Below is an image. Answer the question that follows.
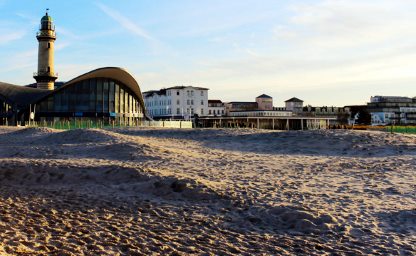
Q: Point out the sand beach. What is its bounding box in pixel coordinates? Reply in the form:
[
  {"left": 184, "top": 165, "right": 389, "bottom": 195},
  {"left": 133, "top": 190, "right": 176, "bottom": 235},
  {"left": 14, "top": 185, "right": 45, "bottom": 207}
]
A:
[{"left": 0, "top": 127, "right": 415, "bottom": 255}]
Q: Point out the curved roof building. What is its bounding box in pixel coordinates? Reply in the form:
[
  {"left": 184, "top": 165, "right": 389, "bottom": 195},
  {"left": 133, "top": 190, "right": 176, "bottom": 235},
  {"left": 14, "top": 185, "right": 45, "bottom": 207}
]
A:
[
  {"left": 0, "top": 12, "right": 147, "bottom": 126},
  {"left": 1, "top": 67, "right": 147, "bottom": 126}
]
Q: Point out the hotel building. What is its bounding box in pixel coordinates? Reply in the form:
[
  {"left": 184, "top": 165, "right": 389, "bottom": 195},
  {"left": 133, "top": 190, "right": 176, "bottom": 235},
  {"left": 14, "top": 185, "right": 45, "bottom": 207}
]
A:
[{"left": 143, "top": 86, "right": 209, "bottom": 120}]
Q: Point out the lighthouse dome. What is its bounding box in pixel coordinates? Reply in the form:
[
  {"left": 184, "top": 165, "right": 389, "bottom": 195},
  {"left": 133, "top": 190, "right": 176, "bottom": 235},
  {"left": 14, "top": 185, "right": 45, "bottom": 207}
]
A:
[
  {"left": 41, "top": 13, "right": 52, "bottom": 22},
  {"left": 40, "top": 11, "right": 54, "bottom": 31}
]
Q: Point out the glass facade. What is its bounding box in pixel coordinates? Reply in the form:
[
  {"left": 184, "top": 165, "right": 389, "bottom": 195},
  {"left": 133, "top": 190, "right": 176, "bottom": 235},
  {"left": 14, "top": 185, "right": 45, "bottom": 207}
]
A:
[
  {"left": 0, "top": 99, "right": 12, "bottom": 125},
  {"left": 34, "top": 78, "right": 144, "bottom": 125}
]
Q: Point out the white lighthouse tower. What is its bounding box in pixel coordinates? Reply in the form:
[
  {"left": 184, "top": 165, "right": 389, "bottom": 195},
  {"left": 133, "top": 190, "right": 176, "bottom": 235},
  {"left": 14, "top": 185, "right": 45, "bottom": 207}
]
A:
[{"left": 34, "top": 9, "right": 57, "bottom": 90}]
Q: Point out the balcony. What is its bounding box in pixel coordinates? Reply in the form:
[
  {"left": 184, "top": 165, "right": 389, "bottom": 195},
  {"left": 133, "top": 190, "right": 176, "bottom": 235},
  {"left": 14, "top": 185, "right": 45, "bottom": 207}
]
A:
[
  {"left": 36, "top": 30, "right": 56, "bottom": 39},
  {"left": 33, "top": 71, "right": 58, "bottom": 78}
]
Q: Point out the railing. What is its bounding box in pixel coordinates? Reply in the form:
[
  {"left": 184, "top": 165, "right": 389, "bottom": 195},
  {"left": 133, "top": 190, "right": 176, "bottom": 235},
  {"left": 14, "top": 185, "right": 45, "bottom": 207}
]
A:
[
  {"left": 36, "top": 30, "right": 56, "bottom": 38},
  {"left": 33, "top": 71, "right": 58, "bottom": 77},
  {"left": 24, "top": 120, "right": 193, "bottom": 130}
]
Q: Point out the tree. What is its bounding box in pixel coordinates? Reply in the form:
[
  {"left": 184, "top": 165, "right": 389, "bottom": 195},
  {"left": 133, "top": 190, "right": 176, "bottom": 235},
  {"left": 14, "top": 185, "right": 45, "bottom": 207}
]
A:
[{"left": 356, "top": 109, "right": 371, "bottom": 125}]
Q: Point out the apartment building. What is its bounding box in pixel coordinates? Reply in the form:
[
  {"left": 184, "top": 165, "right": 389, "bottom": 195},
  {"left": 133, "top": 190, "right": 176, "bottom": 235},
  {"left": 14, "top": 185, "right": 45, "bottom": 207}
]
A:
[{"left": 367, "top": 96, "right": 416, "bottom": 125}]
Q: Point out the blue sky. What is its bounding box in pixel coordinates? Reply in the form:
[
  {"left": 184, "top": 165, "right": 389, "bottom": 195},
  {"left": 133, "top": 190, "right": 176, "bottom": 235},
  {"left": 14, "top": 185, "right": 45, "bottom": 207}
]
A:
[{"left": 0, "top": 0, "right": 415, "bottom": 106}]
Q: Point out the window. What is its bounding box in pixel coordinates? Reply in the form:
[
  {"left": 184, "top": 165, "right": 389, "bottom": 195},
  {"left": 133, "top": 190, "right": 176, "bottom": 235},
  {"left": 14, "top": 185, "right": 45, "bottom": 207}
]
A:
[
  {"left": 90, "top": 79, "right": 96, "bottom": 112},
  {"left": 191, "top": 100, "right": 194, "bottom": 105},
  {"left": 201, "top": 91, "right": 204, "bottom": 96},
  {"left": 201, "top": 100, "right": 204, "bottom": 105},
  {"left": 119, "top": 88, "right": 124, "bottom": 113},
  {"left": 60, "top": 90, "right": 69, "bottom": 112},
  {"left": 103, "top": 80, "right": 109, "bottom": 112},
  {"left": 201, "top": 109, "right": 204, "bottom": 115},
  {"left": 54, "top": 93, "right": 62, "bottom": 112},
  {"left": 187, "top": 99, "right": 190, "bottom": 105},
  {"left": 177, "top": 91, "right": 180, "bottom": 95},
  {"left": 48, "top": 43, "right": 50, "bottom": 49},
  {"left": 129, "top": 94, "right": 133, "bottom": 113},
  {"left": 125, "top": 91, "right": 129, "bottom": 113},
  {"left": 177, "top": 99, "right": 180, "bottom": 105},
  {"left": 79, "top": 80, "right": 89, "bottom": 112},
  {"left": 96, "top": 79, "right": 103, "bottom": 112},
  {"left": 191, "top": 91, "right": 194, "bottom": 96},
  {"left": 109, "top": 81, "right": 115, "bottom": 113},
  {"left": 209, "top": 110, "right": 211, "bottom": 115},
  {"left": 47, "top": 97, "right": 53, "bottom": 111},
  {"left": 187, "top": 90, "right": 190, "bottom": 97},
  {"left": 177, "top": 108, "right": 180, "bottom": 114}
]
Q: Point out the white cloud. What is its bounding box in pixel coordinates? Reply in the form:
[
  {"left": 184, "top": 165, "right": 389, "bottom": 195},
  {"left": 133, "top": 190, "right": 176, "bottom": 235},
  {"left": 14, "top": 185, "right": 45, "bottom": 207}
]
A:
[
  {"left": 2, "top": 48, "right": 37, "bottom": 72},
  {"left": 15, "top": 12, "right": 38, "bottom": 26},
  {"left": 56, "top": 26, "right": 81, "bottom": 40},
  {"left": 276, "top": 0, "right": 416, "bottom": 49},
  {"left": 95, "top": 2, "right": 155, "bottom": 42},
  {"left": 55, "top": 63, "right": 100, "bottom": 82},
  {"left": 0, "top": 30, "right": 25, "bottom": 45}
]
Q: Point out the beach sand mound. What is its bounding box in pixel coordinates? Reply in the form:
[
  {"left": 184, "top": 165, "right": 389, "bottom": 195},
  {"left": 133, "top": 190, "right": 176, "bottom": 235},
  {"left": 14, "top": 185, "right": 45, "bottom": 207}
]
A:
[
  {"left": 0, "top": 127, "right": 415, "bottom": 255},
  {"left": 113, "top": 127, "right": 272, "bottom": 141},
  {"left": 42, "top": 128, "right": 119, "bottom": 144},
  {"left": 0, "top": 165, "right": 148, "bottom": 186},
  {"left": 6, "top": 127, "right": 56, "bottom": 137},
  {"left": 48, "top": 141, "right": 156, "bottom": 161},
  {"left": 113, "top": 128, "right": 416, "bottom": 156},
  {"left": 196, "top": 129, "right": 416, "bottom": 156},
  {"left": 0, "top": 164, "right": 224, "bottom": 203}
]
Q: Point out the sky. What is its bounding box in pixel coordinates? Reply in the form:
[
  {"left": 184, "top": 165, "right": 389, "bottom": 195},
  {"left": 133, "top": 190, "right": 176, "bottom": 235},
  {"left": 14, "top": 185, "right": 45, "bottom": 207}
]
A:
[{"left": 0, "top": 0, "right": 415, "bottom": 106}]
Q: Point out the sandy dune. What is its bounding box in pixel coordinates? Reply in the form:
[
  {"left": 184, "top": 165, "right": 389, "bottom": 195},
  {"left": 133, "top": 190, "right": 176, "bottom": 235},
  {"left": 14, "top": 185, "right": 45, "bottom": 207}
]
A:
[{"left": 0, "top": 127, "right": 415, "bottom": 255}]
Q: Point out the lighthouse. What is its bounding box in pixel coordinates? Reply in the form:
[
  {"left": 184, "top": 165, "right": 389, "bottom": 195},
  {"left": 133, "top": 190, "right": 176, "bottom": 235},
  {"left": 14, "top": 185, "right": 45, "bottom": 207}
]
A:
[{"left": 34, "top": 9, "right": 57, "bottom": 90}]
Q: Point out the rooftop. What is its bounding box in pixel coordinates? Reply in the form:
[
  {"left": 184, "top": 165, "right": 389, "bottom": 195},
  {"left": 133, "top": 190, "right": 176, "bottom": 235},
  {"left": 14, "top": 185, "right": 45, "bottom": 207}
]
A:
[
  {"left": 226, "top": 101, "right": 257, "bottom": 104},
  {"left": 41, "top": 12, "right": 53, "bottom": 22},
  {"left": 256, "top": 94, "right": 272, "bottom": 99},
  {"left": 370, "top": 96, "right": 414, "bottom": 103},
  {"left": 166, "top": 85, "right": 209, "bottom": 90},
  {"left": 0, "top": 82, "right": 50, "bottom": 107},
  {"left": 285, "top": 97, "right": 304, "bottom": 103},
  {"left": 142, "top": 85, "right": 209, "bottom": 96}
]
